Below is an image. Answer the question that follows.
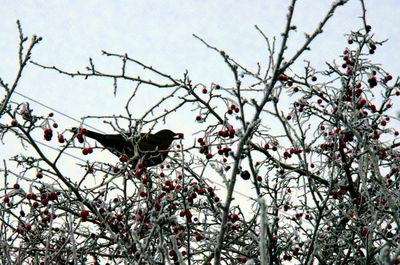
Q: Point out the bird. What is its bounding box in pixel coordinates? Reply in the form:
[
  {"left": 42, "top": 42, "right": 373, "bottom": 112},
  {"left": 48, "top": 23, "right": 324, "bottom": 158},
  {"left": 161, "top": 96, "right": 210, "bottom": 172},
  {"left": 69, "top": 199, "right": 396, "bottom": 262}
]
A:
[{"left": 72, "top": 128, "right": 181, "bottom": 168}]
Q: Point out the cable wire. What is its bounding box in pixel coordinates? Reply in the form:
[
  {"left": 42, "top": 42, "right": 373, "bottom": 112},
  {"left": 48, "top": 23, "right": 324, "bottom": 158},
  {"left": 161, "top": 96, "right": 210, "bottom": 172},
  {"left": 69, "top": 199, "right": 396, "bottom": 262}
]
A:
[{"left": 14, "top": 91, "right": 105, "bottom": 134}]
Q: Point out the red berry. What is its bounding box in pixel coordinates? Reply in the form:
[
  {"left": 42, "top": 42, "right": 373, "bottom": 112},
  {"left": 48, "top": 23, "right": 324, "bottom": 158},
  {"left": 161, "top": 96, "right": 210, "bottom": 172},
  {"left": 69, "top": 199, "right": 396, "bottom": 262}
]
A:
[
  {"left": 80, "top": 210, "right": 90, "bottom": 221},
  {"left": 202, "top": 88, "right": 208, "bottom": 94},
  {"left": 361, "top": 228, "right": 368, "bottom": 237},
  {"left": 119, "top": 156, "right": 128, "bottom": 162},
  {"left": 44, "top": 128, "right": 53, "bottom": 141},
  {"left": 36, "top": 172, "right": 43, "bottom": 179},
  {"left": 347, "top": 68, "right": 353, "bottom": 75},
  {"left": 41, "top": 198, "right": 49, "bottom": 206},
  {"left": 311, "top": 76, "right": 317, "bottom": 81},
  {"left": 82, "top": 148, "right": 89, "bottom": 155},
  {"left": 283, "top": 254, "right": 292, "bottom": 261},
  {"left": 240, "top": 170, "right": 250, "bottom": 180},
  {"left": 196, "top": 115, "right": 202, "bottom": 121},
  {"left": 52, "top": 123, "right": 58, "bottom": 128},
  {"left": 293, "top": 248, "right": 300, "bottom": 255},
  {"left": 141, "top": 177, "right": 149, "bottom": 184},
  {"left": 58, "top": 135, "right": 65, "bottom": 143},
  {"left": 48, "top": 192, "right": 57, "bottom": 200},
  {"left": 206, "top": 153, "right": 213, "bottom": 159},
  {"left": 348, "top": 39, "right": 353, "bottom": 44},
  {"left": 11, "top": 120, "right": 18, "bottom": 126},
  {"left": 368, "top": 77, "right": 377, "bottom": 88},
  {"left": 278, "top": 74, "right": 288, "bottom": 81},
  {"left": 227, "top": 109, "right": 233, "bottom": 115},
  {"left": 13, "top": 184, "right": 20, "bottom": 189},
  {"left": 80, "top": 128, "right": 88, "bottom": 134},
  {"left": 164, "top": 180, "right": 172, "bottom": 186},
  {"left": 44, "top": 128, "right": 52, "bottom": 135}
]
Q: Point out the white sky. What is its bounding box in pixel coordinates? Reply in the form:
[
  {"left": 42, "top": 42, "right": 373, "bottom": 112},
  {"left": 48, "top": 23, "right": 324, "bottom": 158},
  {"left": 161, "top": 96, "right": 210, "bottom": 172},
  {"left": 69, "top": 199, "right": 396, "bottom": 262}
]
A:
[
  {"left": 1, "top": 1, "right": 400, "bottom": 205},
  {"left": 1, "top": 1, "right": 399, "bottom": 125}
]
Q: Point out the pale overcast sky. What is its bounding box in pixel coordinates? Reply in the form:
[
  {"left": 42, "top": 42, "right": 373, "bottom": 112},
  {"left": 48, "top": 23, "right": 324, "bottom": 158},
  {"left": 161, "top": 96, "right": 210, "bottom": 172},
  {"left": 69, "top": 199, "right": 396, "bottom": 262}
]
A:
[
  {"left": 1, "top": 1, "right": 400, "bottom": 201},
  {"left": 1, "top": 1, "right": 399, "bottom": 124}
]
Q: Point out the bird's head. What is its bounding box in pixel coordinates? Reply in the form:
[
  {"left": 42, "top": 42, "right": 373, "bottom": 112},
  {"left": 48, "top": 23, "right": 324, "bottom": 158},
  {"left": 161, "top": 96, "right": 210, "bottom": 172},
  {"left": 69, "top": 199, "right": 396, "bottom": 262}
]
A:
[{"left": 155, "top": 129, "right": 183, "bottom": 140}]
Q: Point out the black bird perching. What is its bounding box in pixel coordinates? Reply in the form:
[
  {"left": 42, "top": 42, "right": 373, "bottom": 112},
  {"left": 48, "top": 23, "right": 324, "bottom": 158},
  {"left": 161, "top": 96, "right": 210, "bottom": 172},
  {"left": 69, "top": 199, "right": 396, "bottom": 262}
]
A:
[{"left": 72, "top": 128, "right": 182, "bottom": 168}]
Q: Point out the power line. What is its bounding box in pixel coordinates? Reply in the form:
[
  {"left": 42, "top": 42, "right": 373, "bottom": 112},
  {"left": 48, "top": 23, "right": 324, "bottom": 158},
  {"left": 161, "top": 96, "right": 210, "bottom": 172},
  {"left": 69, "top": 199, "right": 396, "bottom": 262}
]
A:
[
  {"left": 14, "top": 91, "right": 105, "bottom": 134},
  {"left": 12, "top": 91, "right": 254, "bottom": 200},
  {"left": 33, "top": 139, "right": 87, "bottom": 163}
]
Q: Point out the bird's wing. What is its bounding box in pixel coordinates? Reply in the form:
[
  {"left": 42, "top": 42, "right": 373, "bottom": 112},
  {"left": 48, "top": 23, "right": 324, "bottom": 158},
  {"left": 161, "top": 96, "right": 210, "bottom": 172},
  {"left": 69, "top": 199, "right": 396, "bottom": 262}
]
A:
[{"left": 138, "top": 140, "right": 160, "bottom": 152}]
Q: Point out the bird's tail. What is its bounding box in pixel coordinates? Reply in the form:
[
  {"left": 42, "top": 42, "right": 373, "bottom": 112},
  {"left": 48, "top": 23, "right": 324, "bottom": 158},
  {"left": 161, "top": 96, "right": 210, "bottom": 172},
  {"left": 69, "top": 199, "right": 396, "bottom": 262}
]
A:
[
  {"left": 70, "top": 127, "right": 102, "bottom": 139},
  {"left": 70, "top": 127, "right": 80, "bottom": 134},
  {"left": 84, "top": 130, "right": 104, "bottom": 140}
]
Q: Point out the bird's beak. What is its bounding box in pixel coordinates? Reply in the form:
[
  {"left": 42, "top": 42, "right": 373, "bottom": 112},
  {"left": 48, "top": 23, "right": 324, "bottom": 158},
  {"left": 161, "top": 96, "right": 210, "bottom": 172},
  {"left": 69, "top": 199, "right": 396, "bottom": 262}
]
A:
[{"left": 174, "top": 133, "right": 184, "bottom": 139}]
